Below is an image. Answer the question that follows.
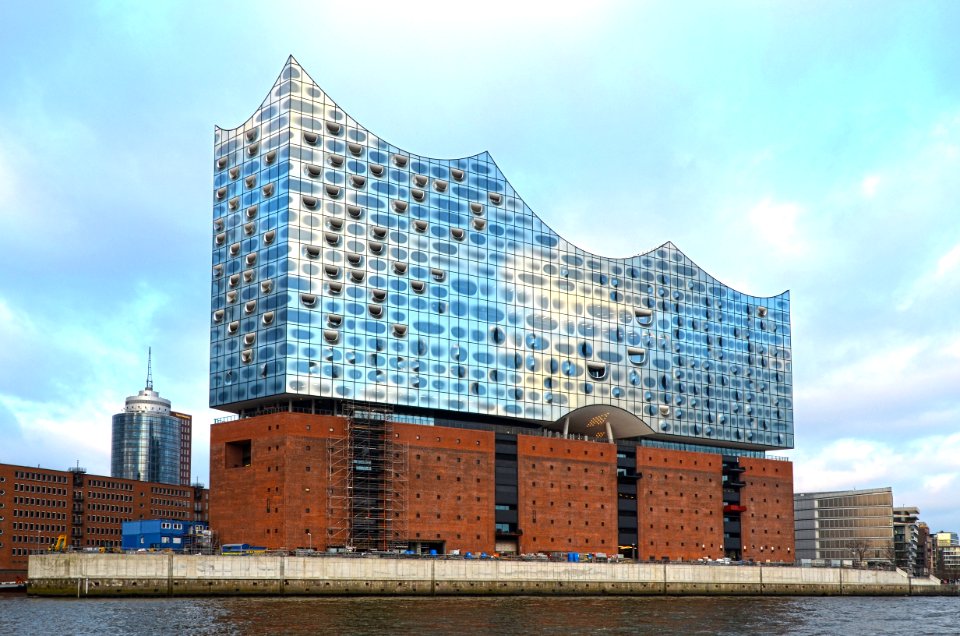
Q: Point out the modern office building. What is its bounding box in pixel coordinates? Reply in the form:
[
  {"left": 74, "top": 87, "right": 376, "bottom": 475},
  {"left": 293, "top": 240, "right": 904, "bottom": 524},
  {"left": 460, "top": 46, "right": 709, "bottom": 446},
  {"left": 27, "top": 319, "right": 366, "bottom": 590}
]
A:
[
  {"left": 0, "top": 462, "right": 209, "bottom": 578},
  {"left": 892, "top": 506, "right": 920, "bottom": 575},
  {"left": 111, "top": 351, "right": 192, "bottom": 485},
  {"left": 794, "top": 487, "right": 894, "bottom": 564},
  {"left": 209, "top": 57, "right": 795, "bottom": 560}
]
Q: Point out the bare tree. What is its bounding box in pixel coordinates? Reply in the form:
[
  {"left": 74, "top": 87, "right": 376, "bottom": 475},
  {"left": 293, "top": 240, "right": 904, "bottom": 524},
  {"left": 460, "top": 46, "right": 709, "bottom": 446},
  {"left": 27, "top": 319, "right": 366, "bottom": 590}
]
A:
[{"left": 850, "top": 540, "right": 870, "bottom": 567}]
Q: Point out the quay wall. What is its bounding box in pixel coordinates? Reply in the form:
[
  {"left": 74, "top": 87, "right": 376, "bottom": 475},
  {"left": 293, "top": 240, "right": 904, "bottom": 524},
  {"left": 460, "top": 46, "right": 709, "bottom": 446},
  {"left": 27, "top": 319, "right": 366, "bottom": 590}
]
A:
[{"left": 27, "top": 554, "right": 955, "bottom": 597}]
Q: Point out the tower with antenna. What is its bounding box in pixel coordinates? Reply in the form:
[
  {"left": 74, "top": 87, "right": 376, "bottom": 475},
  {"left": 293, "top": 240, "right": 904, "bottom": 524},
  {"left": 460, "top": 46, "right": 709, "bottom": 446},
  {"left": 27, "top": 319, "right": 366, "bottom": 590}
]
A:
[{"left": 110, "top": 349, "right": 192, "bottom": 485}]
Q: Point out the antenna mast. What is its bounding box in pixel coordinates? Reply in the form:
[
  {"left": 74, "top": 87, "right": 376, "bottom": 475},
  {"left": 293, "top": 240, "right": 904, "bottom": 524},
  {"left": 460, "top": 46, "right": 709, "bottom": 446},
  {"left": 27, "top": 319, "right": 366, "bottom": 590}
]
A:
[{"left": 146, "top": 347, "right": 154, "bottom": 390}]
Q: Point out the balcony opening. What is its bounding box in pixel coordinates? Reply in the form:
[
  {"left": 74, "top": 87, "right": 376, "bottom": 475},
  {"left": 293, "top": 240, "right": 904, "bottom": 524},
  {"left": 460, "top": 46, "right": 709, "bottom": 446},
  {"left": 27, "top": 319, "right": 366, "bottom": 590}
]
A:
[{"left": 225, "top": 440, "right": 252, "bottom": 468}]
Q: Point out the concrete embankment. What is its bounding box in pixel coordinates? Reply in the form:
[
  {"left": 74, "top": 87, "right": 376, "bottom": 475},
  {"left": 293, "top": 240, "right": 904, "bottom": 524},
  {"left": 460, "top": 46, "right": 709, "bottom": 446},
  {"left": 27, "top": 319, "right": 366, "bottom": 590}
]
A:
[{"left": 28, "top": 554, "right": 956, "bottom": 597}]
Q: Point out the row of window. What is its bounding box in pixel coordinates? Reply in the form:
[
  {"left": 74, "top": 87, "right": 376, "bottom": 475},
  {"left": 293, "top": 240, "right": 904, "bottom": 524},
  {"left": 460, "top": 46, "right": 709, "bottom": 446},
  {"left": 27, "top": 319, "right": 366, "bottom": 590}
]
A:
[{"left": 11, "top": 471, "right": 68, "bottom": 483}]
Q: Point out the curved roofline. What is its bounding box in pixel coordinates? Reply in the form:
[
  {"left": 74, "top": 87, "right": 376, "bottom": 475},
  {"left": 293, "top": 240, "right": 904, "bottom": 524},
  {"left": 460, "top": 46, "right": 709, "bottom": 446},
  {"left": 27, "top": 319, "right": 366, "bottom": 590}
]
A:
[{"left": 218, "top": 56, "right": 789, "bottom": 301}]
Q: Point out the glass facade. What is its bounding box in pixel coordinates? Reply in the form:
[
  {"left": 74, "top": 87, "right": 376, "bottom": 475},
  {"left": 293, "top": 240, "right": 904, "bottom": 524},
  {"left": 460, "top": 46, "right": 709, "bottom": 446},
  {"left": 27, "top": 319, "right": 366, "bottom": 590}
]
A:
[
  {"left": 210, "top": 57, "right": 793, "bottom": 452},
  {"left": 111, "top": 412, "right": 182, "bottom": 485}
]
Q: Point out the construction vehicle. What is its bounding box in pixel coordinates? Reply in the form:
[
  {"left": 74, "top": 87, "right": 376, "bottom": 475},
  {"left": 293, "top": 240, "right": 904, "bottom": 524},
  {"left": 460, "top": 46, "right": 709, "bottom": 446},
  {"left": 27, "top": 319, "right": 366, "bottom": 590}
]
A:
[{"left": 48, "top": 535, "right": 67, "bottom": 553}]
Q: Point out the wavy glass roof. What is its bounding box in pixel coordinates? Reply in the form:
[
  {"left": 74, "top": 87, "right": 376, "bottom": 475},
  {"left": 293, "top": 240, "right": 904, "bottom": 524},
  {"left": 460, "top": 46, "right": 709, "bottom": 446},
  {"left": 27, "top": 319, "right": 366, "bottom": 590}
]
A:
[{"left": 210, "top": 57, "right": 793, "bottom": 451}]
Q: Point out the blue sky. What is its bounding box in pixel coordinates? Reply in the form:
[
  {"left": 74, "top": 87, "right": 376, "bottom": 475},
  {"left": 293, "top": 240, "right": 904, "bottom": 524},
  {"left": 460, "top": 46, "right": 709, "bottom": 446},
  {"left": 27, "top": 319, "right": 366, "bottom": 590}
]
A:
[{"left": 1, "top": 1, "right": 958, "bottom": 532}]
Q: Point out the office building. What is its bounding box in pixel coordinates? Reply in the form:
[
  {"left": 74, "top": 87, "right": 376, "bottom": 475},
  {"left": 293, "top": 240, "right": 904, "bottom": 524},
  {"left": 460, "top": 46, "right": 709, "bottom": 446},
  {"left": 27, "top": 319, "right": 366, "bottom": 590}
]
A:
[
  {"left": 0, "top": 462, "right": 208, "bottom": 578},
  {"left": 111, "top": 351, "right": 192, "bottom": 485},
  {"left": 892, "top": 506, "right": 920, "bottom": 575},
  {"left": 794, "top": 487, "right": 894, "bottom": 564},
  {"left": 209, "top": 57, "right": 795, "bottom": 559}
]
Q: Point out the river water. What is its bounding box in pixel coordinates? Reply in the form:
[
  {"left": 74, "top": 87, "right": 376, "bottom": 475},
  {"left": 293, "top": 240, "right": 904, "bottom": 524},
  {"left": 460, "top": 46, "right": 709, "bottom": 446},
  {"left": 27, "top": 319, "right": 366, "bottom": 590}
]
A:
[{"left": 2, "top": 594, "right": 958, "bottom": 635}]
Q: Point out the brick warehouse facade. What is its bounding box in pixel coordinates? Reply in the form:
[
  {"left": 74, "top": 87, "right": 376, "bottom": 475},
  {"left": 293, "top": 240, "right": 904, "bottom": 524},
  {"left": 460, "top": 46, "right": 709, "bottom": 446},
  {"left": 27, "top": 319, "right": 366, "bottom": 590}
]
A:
[
  {"left": 0, "top": 463, "right": 208, "bottom": 578},
  {"left": 210, "top": 413, "right": 793, "bottom": 560}
]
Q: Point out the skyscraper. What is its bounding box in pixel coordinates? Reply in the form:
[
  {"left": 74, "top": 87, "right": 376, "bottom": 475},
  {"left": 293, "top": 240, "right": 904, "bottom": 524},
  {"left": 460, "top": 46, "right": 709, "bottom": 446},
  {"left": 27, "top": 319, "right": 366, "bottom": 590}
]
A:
[
  {"left": 111, "top": 351, "right": 191, "bottom": 485},
  {"left": 209, "top": 58, "right": 795, "bottom": 558}
]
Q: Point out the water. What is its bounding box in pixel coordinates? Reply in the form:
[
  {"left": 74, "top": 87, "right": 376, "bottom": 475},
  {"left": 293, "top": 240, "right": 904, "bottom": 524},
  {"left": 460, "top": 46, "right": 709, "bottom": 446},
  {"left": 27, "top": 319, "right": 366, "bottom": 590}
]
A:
[{"left": 2, "top": 594, "right": 958, "bottom": 635}]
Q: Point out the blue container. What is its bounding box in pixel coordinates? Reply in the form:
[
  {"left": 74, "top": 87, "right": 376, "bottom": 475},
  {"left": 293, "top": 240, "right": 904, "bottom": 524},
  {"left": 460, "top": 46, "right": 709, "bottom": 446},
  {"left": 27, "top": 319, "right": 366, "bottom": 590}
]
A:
[{"left": 429, "top": 549, "right": 438, "bottom": 556}]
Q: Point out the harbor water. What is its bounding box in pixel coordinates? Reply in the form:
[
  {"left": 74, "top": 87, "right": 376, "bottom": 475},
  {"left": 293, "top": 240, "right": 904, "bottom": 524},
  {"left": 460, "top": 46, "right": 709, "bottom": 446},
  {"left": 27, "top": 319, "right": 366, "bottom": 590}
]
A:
[{"left": 2, "top": 594, "right": 958, "bottom": 635}]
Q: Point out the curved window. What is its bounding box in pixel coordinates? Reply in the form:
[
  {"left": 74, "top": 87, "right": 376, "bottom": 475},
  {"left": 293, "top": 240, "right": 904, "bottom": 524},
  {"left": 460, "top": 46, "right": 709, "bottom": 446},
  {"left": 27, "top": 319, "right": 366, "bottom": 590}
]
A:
[
  {"left": 627, "top": 347, "right": 647, "bottom": 365},
  {"left": 635, "top": 307, "right": 654, "bottom": 326},
  {"left": 587, "top": 363, "right": 607, "bottom": 380}
]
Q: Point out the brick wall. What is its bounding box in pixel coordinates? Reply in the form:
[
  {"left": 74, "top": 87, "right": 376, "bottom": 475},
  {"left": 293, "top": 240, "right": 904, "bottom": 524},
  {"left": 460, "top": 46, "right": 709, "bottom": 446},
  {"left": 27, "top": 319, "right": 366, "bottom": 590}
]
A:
[
  {"left": 516, "top": 435, "right": 617, "bottom": 554},
  {"left": 210, "top": 412, "right": 344, "bottom": 549},
  {"left": 396, "top": 424, "right": 495, "bottom": 553},
  {"left": 739, "top": 457, "right": 795, "bottom": 562},
  {"left": 636, "top": 448, "right": 724, "bottom": 562}
]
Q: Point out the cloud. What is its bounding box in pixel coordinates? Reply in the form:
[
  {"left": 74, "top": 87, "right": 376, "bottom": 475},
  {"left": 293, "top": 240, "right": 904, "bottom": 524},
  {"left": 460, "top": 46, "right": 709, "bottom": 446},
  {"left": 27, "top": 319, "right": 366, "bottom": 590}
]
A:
[
  {"left": 896, "top": 239, "right": 960, "bottom": 311},
  {"left": 861, "top": 174, "right": 881, "bottom": 198},
  {"left": 746, "top": 198, "right": 808, "bottom": 257},
  {"left": 791, "top": 433, "right": 960, "bottom": 527},
  {"left": 0, "top": 283, "right": 172, "bottom": 473}
]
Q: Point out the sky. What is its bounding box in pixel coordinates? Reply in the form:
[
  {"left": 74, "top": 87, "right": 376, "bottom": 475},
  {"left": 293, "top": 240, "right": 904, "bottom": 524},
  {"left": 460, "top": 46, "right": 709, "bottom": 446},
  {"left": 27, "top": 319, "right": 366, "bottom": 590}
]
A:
[{"left": 1, "top": 1, "right": 958, "bottom": 531}]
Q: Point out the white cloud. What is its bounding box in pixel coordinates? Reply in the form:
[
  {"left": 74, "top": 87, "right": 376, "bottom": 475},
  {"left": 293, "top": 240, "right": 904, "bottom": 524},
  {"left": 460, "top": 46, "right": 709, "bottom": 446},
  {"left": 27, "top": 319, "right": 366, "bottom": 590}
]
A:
[
  {"left": 0, "top": 284, "right": 172, "bottom": 471},
  {"left": 897, "top": 239, "right": 960, "bottom": 311},
  {"left": 791, "top": 433, "right": 960, "bottom": 529},
  {"left": 861, "top": 174, "right": 881, "bottom": 198},
  {"left": 934, "top": 242, "right": 960, "bottom": 280},
  {"left": 746, "top": 198, "right": 807, "bottom": 257}
]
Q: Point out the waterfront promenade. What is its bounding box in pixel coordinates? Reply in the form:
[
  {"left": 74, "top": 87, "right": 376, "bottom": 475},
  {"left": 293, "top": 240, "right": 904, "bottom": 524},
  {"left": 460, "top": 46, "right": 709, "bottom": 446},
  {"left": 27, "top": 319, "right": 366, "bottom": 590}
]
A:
[{"left": 28, "top": 554, "right": 956, "bottom": 597}]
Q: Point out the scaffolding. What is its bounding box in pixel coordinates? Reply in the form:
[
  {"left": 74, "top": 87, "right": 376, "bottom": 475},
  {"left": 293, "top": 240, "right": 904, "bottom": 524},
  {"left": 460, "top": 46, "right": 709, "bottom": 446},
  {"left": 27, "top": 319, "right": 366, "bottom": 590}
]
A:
[{"left": 327, "top": 402, "right": 407, "bottom": 551}]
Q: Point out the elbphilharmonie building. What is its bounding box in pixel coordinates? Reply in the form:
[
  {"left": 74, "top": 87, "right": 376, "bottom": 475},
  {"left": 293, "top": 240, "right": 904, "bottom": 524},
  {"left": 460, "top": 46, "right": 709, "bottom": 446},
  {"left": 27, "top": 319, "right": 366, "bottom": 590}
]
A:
[{"left": 209, "top": 58, "right": 795, "bottom": 560}]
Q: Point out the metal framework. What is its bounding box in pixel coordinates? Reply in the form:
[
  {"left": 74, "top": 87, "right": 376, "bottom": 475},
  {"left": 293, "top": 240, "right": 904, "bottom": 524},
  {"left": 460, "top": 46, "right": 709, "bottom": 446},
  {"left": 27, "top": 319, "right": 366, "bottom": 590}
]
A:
[{"left": 327, "top": 402, "right": 407, "bottom": 551}]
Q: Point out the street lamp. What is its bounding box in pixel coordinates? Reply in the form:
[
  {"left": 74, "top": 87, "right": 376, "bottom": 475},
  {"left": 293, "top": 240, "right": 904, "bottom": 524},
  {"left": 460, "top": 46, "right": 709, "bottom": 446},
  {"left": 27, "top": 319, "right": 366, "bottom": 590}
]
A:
[{"left": 308, "top": 532, "right": 312, "bottom": 550}]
